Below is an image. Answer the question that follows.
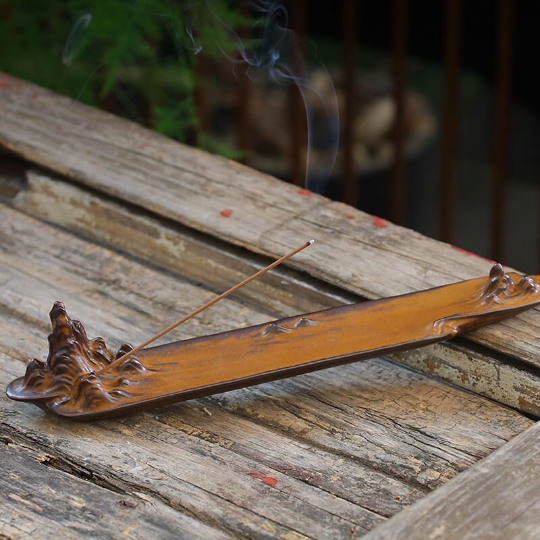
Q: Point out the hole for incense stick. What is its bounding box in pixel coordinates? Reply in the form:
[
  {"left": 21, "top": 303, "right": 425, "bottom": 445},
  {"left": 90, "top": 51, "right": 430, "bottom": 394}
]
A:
[{"left": 95, "top": 239, "right": 315, "bottom": 376}]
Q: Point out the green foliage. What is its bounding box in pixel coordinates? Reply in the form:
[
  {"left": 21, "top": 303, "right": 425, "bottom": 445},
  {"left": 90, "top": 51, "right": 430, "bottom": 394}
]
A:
[{"left": 0, "top": 0, "right": 246, "bottom": 152}]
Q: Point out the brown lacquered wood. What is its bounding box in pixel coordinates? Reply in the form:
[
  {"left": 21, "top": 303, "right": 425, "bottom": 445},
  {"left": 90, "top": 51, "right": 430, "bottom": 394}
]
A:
[{"left": 6, "top": 263, "right": 540, "bottom": 420}]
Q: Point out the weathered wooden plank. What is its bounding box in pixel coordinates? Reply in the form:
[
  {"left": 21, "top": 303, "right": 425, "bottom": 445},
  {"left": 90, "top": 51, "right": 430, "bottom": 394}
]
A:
[
  {"left": 204, "top": 362, "right": 530, "bottom": 489},
  {"left": 0, "top": 352, "right": 385, "bottom": 540},
  {"left": 0, "top": 202, "right": 528, "bottom": 482},
  {"left": 0, "top": 201, "right": 272, "bottom": 345},
  {"left": 8, "top": 170, "right": 540, "bottom": 416},
  {"left": 364, "top": 420, "right": 540, "bottom": 540},
  {"left": 13, "top": 169, "right": 354, "bottom": 317},
  {"left": 390, "top": 341, "right": 540, "bottom": 417},
  {"left": 0, "top": 204, "right": 402, "bottom": 536},
  {"left": 1, "top": 72, "right": 539, "bottom": 371},
  {"left": 0, "top": 202, "right": 534, "bottom": 538},
  {"left": 0, "top": 441, "right": 229, "bottom": 540}
]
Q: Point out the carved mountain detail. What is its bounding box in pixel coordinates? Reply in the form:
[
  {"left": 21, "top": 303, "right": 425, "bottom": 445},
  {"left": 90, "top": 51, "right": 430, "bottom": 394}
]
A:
[
  {"left": 262, "top": 318, "right": 316, "bottom": 336},
  {"left": 294, "top": 318, "right": 316, "bottom": 328},
  {"left": 262, "top": 323, "right": 291, "bottom": 336},
  {"left": 7, "top": 302, "right": 147, "bottom": 414},
  {"left": 481, "top": 263, "right": 539, "bottom": 304},
  {"left": 433, "top": 264, "right": 540, "bottom": 336}
]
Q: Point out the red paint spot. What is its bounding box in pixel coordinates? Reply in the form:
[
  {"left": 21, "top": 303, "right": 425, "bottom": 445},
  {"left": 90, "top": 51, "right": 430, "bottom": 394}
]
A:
[
  {"left": 451, "top": 245, "right": 495, "bottom": 263},
  {"left": 0, "top": 81, "right": 7, "bottom": 88},
  {"left": 372, "top": 216, "right": 388, "bottom": 228},
  {"left": 298, "top": 189, "right": 313, "bottom": 197},
  {"left": 31, "top": 93, "right": 38, "bottom": 99},
  {"left": 220, "top": 209, "right": 233, "bottom": 218},
  {"left": 246, "top": 472, "right": 278, "bottom": 486},
  {"left": 347, "top": 214, "right": 355, "bottom": 220}
]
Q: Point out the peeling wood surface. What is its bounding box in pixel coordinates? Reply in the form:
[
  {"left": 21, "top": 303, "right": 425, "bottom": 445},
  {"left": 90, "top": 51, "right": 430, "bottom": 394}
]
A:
[
  {"left": 9, "top": 169, "right": 540, "bottom": 417},
  {"left": 1, "top": 72, "right": 540, "bottom": 372},
  {"left": 364, "top": 421, "right": 540, "bottom": 540},
  {"left": 0, "top": 202, "right": 533, "bottom": 539}
]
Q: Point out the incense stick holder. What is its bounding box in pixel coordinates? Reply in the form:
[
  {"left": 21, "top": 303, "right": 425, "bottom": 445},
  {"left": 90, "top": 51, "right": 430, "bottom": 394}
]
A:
[{"left": 6, "top": 264, "right": 540, "bottom": 420}]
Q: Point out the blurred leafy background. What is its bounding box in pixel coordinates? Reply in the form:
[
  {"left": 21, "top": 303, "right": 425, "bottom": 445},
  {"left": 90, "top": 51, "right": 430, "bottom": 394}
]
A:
[{"left": 0, "top": 0, "right": 246, "bottom": 154}]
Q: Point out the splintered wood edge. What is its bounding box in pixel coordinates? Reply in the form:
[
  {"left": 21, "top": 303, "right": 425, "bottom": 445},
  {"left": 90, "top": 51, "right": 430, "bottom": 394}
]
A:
[{"left": 9, "top": 169, "right": 540, "bottom": 417}]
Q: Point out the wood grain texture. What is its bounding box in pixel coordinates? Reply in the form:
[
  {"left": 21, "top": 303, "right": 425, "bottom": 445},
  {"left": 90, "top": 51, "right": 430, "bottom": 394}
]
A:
[
  {"left": 390, "top": 340, "right": 540, "bottom": 417},
  {"left": 364, "top": 420, "right": 540, "bottom": 540},
  {"left": 16, "top": 169, "right": 353, "bottom": 317},
  {"left": 1, "top": 352, "right": 385, "bottom": 539},
  {"left": 8, "top": 170, "right": 540, "bottom": 416},
  {"left": 1, "top": 73, "right": 540, "bottom": 371},
  {"left": 0, "top": 441, "right": 228, "bottom": 540},
  {"left": 0, "top": 202, "right": 533, "bottom": 538}
]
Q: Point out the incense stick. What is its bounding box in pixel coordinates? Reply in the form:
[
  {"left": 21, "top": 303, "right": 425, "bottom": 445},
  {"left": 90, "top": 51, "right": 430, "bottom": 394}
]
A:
[{"left": 95, "top": 240, "right": 314, "bottom": 376}]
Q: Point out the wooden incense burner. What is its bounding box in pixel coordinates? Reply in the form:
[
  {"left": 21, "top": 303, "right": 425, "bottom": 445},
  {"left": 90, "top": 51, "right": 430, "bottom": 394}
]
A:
[{"left": 6, "top": 263, "right": 540, "bottom": 420}]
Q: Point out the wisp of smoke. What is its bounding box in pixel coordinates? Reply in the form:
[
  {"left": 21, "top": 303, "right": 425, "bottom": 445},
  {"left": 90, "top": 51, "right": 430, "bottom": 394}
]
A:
[
  {"left": 62, "top": 13, "right": 92, "bottom": 66},
  {"left": 191, "top": 0, "right": 340, "bottom": 193},
  {"left": 61, "top": 1, "right": 340, "bottom": 194},
  {"left": 185, "top": 24, "right": 203, "bottom": 55}
]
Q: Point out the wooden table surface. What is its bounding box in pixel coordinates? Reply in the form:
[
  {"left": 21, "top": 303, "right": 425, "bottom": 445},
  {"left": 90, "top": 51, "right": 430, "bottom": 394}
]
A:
[{"left": 1, "top": 72, "right": 540, "bottom": 539}]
